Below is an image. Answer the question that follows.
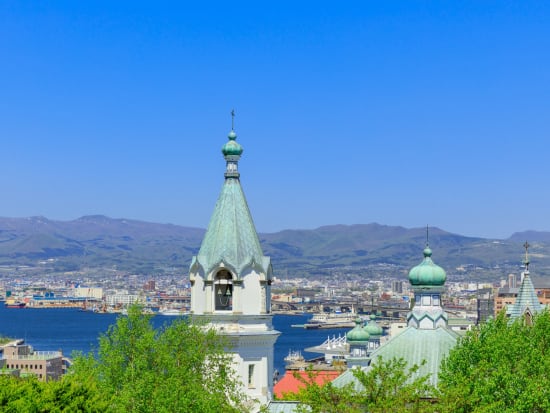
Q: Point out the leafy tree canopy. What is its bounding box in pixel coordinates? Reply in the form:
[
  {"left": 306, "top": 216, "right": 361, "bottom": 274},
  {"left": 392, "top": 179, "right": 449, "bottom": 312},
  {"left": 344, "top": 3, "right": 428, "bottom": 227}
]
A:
[
  {"left": 0, "top": 374, "right": 109, "bottom": 412},
  {"left": 69, "top": 304, "right": 249, "bottom": 412},
  {"left": 439, "top": 310, "right": 550, "bottom": 413}
]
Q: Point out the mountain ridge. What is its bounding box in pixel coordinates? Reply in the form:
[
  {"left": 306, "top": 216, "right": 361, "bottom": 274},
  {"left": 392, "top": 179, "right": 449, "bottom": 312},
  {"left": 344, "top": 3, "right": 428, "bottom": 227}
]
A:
[{"left": 0, "top": 215, "right": 548, "bottom": 277}]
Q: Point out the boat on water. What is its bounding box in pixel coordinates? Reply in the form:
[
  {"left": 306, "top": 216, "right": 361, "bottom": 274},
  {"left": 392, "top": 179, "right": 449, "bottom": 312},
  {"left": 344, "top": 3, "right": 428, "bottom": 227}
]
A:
[
  {"left": 5, "top": 299, "right": 27, "bottom": 309},
  {"left": 158, "top": 308, "right": 188, "bottom": 316},
  {"left": 284, "top": 350, "right": 305, "bottom": 368},
  {"left": 302, "top": 309, "right": 357, "bottom": 329}
]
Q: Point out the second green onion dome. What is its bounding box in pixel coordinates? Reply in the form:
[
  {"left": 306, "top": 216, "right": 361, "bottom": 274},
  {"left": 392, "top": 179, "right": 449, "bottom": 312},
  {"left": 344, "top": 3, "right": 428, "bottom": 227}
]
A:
[
  {"left": 364, "top": 314, "right": 383, "bottom": 337},
  {"left": 408, "top": 246, "right": 446, "bottom": 286},
  {"left": 222, "top": 130, "right": 243, "bottom": 156},
  {"left": 346, "top": 318, "right": 370, "bottom": 342}
]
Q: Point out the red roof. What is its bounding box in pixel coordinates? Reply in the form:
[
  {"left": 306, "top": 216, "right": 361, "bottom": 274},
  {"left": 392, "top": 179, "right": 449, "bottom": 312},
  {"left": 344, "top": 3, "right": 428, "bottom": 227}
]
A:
[{"left": 274, "top": 370, "right": 341, "bottom": 398}]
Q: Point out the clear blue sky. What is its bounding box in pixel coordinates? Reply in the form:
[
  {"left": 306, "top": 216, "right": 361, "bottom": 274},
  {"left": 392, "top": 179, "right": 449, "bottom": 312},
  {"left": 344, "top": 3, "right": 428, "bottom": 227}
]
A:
[{"left": 1, "top": 1, "right": 549, "bottom": 239}]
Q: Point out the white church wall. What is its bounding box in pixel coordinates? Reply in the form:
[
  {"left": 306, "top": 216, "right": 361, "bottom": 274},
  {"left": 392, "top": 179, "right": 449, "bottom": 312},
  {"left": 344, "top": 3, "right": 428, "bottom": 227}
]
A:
[{"left": 242, "top": 271, "right": 262, "bottom": 314}]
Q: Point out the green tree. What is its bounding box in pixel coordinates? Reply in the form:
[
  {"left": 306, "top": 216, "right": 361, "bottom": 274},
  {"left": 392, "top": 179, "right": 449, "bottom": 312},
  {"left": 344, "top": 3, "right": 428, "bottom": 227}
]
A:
[
  {"left": 439, "top": 310, "right": 550, "bottom": 413},
  {"left": 70, "top": 305, "right": 249, "bottom": 412},
  {"left": 285, "top": 357, "right": 435, "bottom": 413},
  {"left": 0, "top": 374, "right": 108, "bottom": 412}
]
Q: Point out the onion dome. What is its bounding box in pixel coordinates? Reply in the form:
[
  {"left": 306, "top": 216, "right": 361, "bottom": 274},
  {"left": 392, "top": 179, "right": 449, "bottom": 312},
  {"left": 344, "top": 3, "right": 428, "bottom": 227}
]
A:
[
  {"left": 222, "top": 130, "right": 243, "bottom": 156},
  {"left": 408, "top": 246, "right": 446, "bottom": 286},
  {"left": 364, "top": 314, "right": 383, "bottom": 337},
  {"left": 346, "top": 318, "right": 370, "bottom": 343}
]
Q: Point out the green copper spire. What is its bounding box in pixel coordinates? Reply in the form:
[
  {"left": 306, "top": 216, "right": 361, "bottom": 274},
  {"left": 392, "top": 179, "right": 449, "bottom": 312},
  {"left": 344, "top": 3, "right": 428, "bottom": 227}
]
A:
[
  {"left": 506, "top": 241, "right": 543, "bottom": 320},
  {"left": 195, "top": 117, "right": 268, "bottom": 276}
]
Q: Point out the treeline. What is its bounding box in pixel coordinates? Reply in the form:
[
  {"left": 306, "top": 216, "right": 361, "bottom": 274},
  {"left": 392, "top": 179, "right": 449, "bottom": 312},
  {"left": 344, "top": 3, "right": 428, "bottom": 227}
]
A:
[{"left": 2, "top": 309, "right": 550, "bottom": 412}]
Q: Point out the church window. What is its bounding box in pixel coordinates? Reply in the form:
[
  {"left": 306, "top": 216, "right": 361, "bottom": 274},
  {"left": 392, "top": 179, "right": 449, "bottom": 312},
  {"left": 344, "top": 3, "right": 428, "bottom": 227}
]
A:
[{"left": 248, "top": 364, "right": 255, "bottom": 388}]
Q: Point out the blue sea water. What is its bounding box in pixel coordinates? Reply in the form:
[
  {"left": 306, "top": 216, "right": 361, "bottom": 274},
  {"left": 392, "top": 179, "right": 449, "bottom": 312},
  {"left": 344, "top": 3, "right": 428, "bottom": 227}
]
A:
[{"left": 0, "top": 307, "right": 348, "bottom": 375}]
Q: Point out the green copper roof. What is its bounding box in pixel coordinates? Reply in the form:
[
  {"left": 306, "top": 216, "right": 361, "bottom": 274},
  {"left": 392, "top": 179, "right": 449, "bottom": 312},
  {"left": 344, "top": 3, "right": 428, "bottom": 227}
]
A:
[
  {"left": 506, "top": 273, "right": 543, "bottom": 320},
  {"left": 370, "top": 326, "right": 458, "bottom": 387},
  {"left": 195, "top": 130, "right": 268, "bottom": 276},
  {"left": 408, "top": 246, "right": 446, "bottom": 286},
  {"left": 364, "top": 314, "right": 383, "bottom": 337},
  {"left": 347, "top": 318, "right": 370, "bottom": 342},
  {"left": 334, "top": 326, "right": 459, "bottom": 390},
  {"left": 266, "top": 401, "right": 301, "bottom": 413}
]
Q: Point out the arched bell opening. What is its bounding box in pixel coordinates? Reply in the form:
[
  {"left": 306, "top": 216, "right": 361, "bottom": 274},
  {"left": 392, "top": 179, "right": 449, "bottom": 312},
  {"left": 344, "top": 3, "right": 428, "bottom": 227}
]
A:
[{"left": 214, "top": 269, "right": 233, "bottom": 311}]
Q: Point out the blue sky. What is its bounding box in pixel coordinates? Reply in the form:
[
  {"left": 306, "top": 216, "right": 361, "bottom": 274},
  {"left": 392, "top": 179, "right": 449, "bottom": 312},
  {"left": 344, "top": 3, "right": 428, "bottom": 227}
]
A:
[{"left": 1, "top": 1, "right": 549, "bottom": 239}]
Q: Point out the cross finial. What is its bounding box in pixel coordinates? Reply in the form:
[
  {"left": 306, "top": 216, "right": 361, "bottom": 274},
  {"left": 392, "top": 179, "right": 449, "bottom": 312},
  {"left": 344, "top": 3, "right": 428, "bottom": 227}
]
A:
[
  {"left": 524, "top": 241, "right": 530, "bottom": 262},
  {"left": 426, "top": 224, "right": 429, "bottom": 247},
  {"left": 231, "top": 109, "right": 235, "bottom": 130}
]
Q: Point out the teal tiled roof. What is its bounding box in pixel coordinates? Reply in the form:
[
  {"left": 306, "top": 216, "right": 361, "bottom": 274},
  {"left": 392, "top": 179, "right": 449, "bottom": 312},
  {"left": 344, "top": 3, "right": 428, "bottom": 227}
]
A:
[
  {"left": 266, "top": 401, "right": 303, "bottom": 413},
  {"left": 506, "top": 274, "right": 543, "bottom": 320},
  {"left": 334, "top": 326, "right": 459, "bottom": 390},
  {"left": 195, "top": 178, "right": 268, "bottom": 276},
  {"left": 369, "top": 326, "right": 458, "bottom": 387},
  {"left": 331, "top": 366, "right": 367, "bottom": 391}
]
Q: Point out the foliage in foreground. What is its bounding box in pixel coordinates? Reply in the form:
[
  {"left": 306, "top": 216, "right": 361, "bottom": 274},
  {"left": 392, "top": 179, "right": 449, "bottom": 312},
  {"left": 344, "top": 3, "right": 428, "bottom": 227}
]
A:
[
  {"left": 1, "top": 305, "right": 249, "bottom": 412},
  {"left": 70, "top": 304, "right": 248, "bottom": 412},
  {"left": 283, "top": 357, "right": 435, "bottom": 413},
  {"left": 438, "top": 310, "right": 550, "bottom": 413},
  {"left": 0, "top": 374, "right": 109, "bottom": 412}
]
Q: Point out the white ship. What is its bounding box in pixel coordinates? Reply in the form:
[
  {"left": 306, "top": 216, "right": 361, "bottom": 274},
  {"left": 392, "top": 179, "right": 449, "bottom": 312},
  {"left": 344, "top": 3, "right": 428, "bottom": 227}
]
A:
[
  {"left": 303, "top": 308, "right": 357, "bottom": 329},
  {"left": 158, "top": 307, "right": 188, "bottom": 316}
]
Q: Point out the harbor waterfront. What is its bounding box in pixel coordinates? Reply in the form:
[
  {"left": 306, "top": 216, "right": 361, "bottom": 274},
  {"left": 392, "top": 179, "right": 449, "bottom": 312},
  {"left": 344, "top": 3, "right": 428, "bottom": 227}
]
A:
[{"left": 0, "top": 306, "right": 348, "bottom": 376}]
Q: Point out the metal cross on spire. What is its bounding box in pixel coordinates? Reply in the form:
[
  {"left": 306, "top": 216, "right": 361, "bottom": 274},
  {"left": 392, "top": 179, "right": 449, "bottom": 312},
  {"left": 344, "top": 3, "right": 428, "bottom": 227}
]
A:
[
  {"left": 426, "top": 224, "right": 429, "bottom": 246},
  {"left": 231, "top": 109, "right": 235, "bottom": 130},
  {"left": 523, "top": 241, "right": 530, "bottom": 268}
]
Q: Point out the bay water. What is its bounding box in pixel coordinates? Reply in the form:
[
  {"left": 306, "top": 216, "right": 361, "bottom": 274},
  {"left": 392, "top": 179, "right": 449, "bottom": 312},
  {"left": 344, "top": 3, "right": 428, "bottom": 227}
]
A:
[{"left": 0, "top": 306, "right": 347, "bottom": 375}]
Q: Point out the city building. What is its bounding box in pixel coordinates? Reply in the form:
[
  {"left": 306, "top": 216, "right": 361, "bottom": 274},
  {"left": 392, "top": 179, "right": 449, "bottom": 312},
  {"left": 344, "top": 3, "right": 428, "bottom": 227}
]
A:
[
  {"left": 1, "top": 343, "right": 64, "bottom": 381},
  {"left": 189, "top": 121, "right": 280, "bottom": 410},
  {"left": 508, "top": 273, "right": 517, "bottom": 289},
  {"left": 105, "top": 293, "right": 142, "bottom": 307},
  {"left": 391, "top": 280, "right": 403, "bottom": 294}
]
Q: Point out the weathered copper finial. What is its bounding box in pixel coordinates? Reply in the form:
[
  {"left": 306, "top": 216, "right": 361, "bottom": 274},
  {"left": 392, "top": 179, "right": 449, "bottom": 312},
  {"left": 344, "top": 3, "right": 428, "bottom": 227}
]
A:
[{"left": 426, "top": 224, "right": 429, "bottom": 247}]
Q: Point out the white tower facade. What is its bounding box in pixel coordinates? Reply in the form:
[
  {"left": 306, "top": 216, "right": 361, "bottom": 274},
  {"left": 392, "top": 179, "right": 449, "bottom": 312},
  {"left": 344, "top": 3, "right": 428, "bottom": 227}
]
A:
[{"left": 189, "top": 125, "right": 279, "bottom": 408}]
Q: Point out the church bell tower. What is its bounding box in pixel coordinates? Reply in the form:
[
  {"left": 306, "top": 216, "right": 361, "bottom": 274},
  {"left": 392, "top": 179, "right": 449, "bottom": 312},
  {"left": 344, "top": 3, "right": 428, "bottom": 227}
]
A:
[{"left": 189, "top": 114, "right": 280, "bottom": 407}]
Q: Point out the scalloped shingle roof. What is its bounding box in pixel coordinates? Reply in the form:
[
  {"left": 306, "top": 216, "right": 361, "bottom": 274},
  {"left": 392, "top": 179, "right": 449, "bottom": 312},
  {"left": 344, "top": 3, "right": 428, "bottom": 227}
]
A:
[{"left": 196, "top": 178, "right": 267, "bottom": 276}]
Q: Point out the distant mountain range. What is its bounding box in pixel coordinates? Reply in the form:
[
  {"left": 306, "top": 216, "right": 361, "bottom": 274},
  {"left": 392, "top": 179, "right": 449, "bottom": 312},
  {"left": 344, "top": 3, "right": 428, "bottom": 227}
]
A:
[{"left": 0, "top": 215, "right": 549, "bottom": 278}]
